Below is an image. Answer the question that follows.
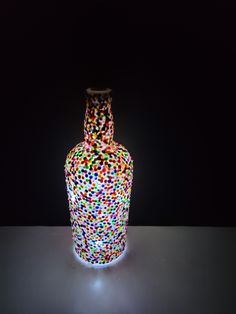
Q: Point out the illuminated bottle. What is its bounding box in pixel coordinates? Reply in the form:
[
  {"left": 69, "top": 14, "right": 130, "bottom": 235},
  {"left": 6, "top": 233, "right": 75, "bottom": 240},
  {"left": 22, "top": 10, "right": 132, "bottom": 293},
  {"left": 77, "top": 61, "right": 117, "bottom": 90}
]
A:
[{"left": 65, "top": 88, "right": 133, "bottom": 265}]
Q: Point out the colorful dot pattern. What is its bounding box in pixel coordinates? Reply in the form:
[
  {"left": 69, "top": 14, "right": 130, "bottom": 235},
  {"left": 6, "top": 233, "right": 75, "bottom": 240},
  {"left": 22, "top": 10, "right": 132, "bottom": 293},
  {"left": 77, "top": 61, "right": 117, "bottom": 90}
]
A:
[{"left": 65, "top": 90, "right": 133, "bottom": 265}]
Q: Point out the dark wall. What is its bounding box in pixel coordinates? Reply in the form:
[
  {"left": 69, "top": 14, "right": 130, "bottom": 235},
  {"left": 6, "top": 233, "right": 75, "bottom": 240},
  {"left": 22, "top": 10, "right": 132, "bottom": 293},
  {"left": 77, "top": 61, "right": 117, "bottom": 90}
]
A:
[{"left": 1, "top": 2, "right": 235, "bottom": 226}]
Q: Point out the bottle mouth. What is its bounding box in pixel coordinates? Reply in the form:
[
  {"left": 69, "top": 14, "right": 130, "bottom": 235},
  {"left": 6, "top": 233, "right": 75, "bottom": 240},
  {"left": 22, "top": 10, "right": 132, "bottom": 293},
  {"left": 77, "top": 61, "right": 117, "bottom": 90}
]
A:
[{"left": 86, "top": 87, "right": 112, "bottom": 95}]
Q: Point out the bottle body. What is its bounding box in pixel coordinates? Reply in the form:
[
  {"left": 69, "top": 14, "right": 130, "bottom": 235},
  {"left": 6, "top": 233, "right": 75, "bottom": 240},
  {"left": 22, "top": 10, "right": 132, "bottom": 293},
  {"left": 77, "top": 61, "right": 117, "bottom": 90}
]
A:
[{"left": 65, "top": 89, "right": 133, "bottom": 265}]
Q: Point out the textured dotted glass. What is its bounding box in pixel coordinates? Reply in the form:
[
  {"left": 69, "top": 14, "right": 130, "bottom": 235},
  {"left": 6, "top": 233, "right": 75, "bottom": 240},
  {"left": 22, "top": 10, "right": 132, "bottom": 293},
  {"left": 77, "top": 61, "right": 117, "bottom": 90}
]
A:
[{"left": 65, "top": 88, "right": 133, "bottom": 266}]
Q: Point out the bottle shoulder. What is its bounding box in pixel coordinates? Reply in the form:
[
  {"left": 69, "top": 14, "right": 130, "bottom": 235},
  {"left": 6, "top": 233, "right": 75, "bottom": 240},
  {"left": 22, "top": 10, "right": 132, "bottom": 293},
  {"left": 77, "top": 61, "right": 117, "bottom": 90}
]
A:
[
  {"left": 65, "top": 141, "right": 84, "bottom": 159},
  {"left": 112, "top": 141, "right": 133, "bottom": 164},
  {"left": 65, "top": 141, "right": 85, "bottom": 166},
  {"left": 65, "top": 140, "right": 133, "bottom": 170}
]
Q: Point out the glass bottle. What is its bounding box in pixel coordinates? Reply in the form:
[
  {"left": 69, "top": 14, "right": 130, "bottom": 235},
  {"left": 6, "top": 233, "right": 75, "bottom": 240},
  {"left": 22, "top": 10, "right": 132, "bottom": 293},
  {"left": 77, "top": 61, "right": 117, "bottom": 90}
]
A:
[{"left": 65, "top": 88, "right": 133, "bottom": 265}]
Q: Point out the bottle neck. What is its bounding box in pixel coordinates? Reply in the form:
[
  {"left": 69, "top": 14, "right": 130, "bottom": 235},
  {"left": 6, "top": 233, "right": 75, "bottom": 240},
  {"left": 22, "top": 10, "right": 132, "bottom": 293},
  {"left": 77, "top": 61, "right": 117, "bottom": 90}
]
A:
[{"left": 84, "top": 90, "right": 114, "bottom": 146}]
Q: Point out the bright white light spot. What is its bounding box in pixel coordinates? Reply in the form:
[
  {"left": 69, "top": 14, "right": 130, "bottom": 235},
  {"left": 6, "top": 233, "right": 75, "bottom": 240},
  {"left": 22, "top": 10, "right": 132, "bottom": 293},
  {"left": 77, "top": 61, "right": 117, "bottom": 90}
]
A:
[
  {"left": 69, "top": 190, "right": 75, "bottom": 202},
  {"left": 95, "top": 240, "right": 104, "bottom": 248}
]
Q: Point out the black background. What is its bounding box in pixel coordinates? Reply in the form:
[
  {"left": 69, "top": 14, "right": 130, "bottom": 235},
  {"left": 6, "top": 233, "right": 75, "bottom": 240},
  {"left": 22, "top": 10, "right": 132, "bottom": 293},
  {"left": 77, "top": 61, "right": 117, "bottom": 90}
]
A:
[{"left": 0, "top": 1, "right": 235, "bottom": 226}]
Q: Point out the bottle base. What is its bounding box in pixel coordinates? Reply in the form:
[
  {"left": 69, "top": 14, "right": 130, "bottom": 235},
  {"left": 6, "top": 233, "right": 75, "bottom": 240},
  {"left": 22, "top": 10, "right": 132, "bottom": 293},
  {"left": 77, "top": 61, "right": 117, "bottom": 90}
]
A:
[{"left": 72, "top": 242, "right": 128, "bottom": 268}]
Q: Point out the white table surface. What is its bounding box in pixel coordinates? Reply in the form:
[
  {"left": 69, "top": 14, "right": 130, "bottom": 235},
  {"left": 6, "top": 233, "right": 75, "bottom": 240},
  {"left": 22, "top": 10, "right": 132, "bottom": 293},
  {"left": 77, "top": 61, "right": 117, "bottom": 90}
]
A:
[{"left": 0, "top": 226, "right": 235, "bottom": 314}]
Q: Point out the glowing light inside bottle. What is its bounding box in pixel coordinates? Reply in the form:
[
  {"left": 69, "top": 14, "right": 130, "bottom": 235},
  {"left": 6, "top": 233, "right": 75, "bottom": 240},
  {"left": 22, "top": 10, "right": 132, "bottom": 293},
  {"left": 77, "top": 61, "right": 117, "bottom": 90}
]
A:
[{"left": 65, "top": 89, "right": 133, "bottom": 266}]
